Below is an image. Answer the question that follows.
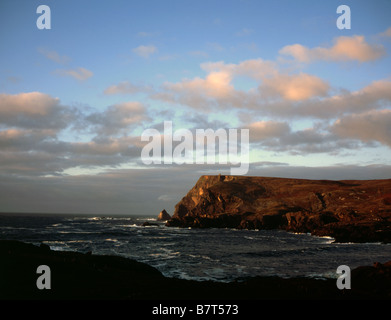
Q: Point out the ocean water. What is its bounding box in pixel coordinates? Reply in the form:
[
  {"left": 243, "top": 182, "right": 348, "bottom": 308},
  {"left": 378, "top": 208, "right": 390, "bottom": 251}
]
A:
[{"left": 1, "top": 213, "right": 390, "bottom": 282}]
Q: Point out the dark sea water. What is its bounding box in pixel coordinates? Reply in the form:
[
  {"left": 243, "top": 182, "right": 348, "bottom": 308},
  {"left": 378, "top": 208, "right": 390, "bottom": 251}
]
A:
[{"left": 1, "top": 213, "right": 390, "bottom": 282}]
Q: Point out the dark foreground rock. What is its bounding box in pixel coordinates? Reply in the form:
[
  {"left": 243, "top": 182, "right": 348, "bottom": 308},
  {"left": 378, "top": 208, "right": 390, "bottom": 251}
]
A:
[
  {"left": 142, "top": 221, "right": 160, "bottom": 227},
  {"left": 167, "top": 175, "right": 391, "bottom": 243},
  {"left": 0, "top": 240, "right": 390, "bottom": 300}
]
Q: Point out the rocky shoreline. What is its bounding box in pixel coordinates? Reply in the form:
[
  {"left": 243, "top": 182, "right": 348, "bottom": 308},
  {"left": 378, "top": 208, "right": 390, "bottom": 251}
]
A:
[
  {"left": 166, "top": 175, "right": 391, "bottom": 243},
  {"left": 1, "top": 240, "right": 390, "bottom": 300}
]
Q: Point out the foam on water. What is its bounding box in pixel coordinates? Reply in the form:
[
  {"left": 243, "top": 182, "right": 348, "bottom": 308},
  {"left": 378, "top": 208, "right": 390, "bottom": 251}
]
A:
[{"left": 1, "top": 213, "right": 390, "bottom": 282}]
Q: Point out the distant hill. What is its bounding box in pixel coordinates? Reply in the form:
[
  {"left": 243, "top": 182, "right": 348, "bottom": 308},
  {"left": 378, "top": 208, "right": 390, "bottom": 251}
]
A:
[{"left": 167, "top": 175, "right": 391, "bottom": 243}]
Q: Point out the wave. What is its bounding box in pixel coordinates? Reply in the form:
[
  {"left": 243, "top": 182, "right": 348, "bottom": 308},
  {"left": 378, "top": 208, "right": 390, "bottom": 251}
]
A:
[
  {"left": 238, "top": 245, "right": 337, "bottom": 258},
  {"left": 137, "top": 217, "right": 157, "bottom": 221},
  {"left": 2, "top": 214, "right": 391, "bottom": 282}
]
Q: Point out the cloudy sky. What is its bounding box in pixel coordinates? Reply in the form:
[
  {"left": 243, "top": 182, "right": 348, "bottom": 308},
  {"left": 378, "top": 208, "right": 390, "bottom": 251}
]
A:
[{"left": 1, "top": 0, "right": 391, "bottom": 215}]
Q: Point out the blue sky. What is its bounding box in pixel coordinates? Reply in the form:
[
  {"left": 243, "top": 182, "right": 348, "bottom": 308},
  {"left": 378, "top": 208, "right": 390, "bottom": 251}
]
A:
[{"left": 1, "top": 0, "right": 391, "bottom": 215}]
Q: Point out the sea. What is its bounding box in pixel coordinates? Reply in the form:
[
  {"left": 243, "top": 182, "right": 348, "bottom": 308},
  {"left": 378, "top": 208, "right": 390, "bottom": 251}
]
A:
[{"left": 1, "top": 213, "right": 390, "bottom": 282}]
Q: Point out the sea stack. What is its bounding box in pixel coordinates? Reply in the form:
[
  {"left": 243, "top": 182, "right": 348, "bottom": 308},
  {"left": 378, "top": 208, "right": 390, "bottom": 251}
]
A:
[{"left": 157, "top": 209, "right": 171, "bottom": 221}]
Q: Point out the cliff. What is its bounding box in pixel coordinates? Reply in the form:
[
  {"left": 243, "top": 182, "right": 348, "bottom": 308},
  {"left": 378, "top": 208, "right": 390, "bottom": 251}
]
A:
[{"left": 166, "top": 175, "right": 391, "bottom": 243}]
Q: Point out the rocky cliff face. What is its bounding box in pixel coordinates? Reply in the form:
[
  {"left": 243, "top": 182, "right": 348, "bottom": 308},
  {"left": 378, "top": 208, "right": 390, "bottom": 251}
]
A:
[
  {"left": 166, "top": 175, "right": 391, "bottom": 243},
  {"left": 157, "top": 209, "right": 171, "bottom": 221}
]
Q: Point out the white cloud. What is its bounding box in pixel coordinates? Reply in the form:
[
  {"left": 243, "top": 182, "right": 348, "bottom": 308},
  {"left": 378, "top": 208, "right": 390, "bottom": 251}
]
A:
[
  {"left": 104, "top": 81, "right": 151, "bottom": 95},
  {"left": 0, "top": 92, "right": 57, "bottom": 116},
  {"left": 38, "top": 47, "right": 70, "bottom": 64},
  {"left": 0, "top": 92, "right": 74, "bottom": 129},
  {"left": 260, "top": 73, "right": 329, "bottom": 101},
  {"left": 248, "top": 121, "right": 290, "bottom": 141},
  {"left": 154, "top": 58, "right": 330, "bottom": 111},
  {"left": 201, "top": 58, "right": 277, "bottom": 80},
  {"left": 158, "top": 194, "right": 176, "bottom": 202},
  {"left": 0, "top": 91, "right": 150, "bottom": 178},
  {"left": 280, "top": 35, "right": 385, "bottom": 63},
  {"left": 379, "top": 26, "right": 391, "bottom": 38},
  {"left": 132, "top": 45, "right": 157, "bottom": 58},
  {"left": 56, "top": 67, "right": 93, "bottom": 81},
  {"left": 297, "top": 79, "right": 391, "bottom": 118}
]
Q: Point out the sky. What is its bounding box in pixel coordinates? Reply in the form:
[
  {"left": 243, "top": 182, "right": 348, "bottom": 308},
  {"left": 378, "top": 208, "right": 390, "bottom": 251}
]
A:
[{"left": 0, "top": 0, "right": 391, "bottom": 215}]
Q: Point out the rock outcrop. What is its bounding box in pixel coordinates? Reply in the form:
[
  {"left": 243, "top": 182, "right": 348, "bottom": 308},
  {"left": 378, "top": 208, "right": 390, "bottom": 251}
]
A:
[
  {"left": 157, "top": 209, "right": 171, "bottom": 221},
  {"left": 166, "top": 175, "right": 391, "bottom": 243},
  {"left": 1, "top": 240, "right": 390, "bottom": 299}
]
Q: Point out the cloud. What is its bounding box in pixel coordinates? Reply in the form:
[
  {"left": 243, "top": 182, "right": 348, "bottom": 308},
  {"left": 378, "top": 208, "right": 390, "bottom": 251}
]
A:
[
  {"left": 37, "top": 49, "right": 92, "bottom": 81},
  {"left": 0, "top": 129, "right": 143, "bottom": 178},
  {"left": 154, "top": 58, "right": 275, "bottom": 110},
  {"left": 246, "top": 78, "right": 391, "bottom": 120},
  {"left": 248, "top": 121, "right": 290, "bottom": 141},
  {"left": 132, "top": 45, "right": 157, "bottom": 58},
  {"left": 160, "top": 70, "right": 236, "bottom": 110},
  {"left": 244, "top": 105, "right": 391, "bottom": 155},
  {"left": 104, "top": 81, "right": 151, "bottom": 95},
  {"left": 0, "top": 92, "right": 75, "bottom": 129},
  {"left": 158, "top": 194, "right": 176, "bottom": 202},
  {"left": 331, "top": 109, "right": 391, "bottom": 147},
  {"left": 198, "top": 71, "right": 234, "bottom": 98},
  {"left": 86, "top": 102, "right": 148, "bottom": 136},
  {"left": 0, "top": 129, "right": 58, "bottom": 157},
  {"left": 280, "top": 35, "right": 385, "bottom": 63},
  {"left": 235, "top": 28, "right": 254, "bottom": 37},
  {"left": 0, "top": 166, "right": 200, "bottom": 214},
  {"left": 201, "top": 58, "right": 277, "bottom": 80},
  {"left": 0, "top": 91, "right": 150, "bottom": 178},
  {"left": 294, "top": 79, "right": 391, "bottom": 119},
  {"left": 260, "top": 73, "right": 329, "bottom": 101},
  {"left": 137, "top": 31, "right": 159, "bottom": 38},
  {"left": 69, "top": 136, "right": 142, "bottom": 158},
  {"left": 245, "top": 120, "right": 348, "bottom": 154},
  {"left": 6, "top": 76, "right": 22, "bottom": 84},
  {"left": 2, "top": 27, "right": 391, "bottom": 215},
  {"left": 151, "top": 51, "right": 391, "bottom": 126},
  {"left": 38, "top": 47, "right": 70, "bottom": 64},
  {"left": 276, "top": 128, "right": 351, "bottom": 154},
  {"left": 154, "top": 58, "right": 330, "bottom": 111},
  {"left": 0, "top": 92, "right": 57, "bottom": 116},
  {"left": 38, "top": 49, "right": 93, "bottom": 81},
  {"left": 188, "top": 50, "right": 209, "bottom": 58},
  {"left": 158, "top": 53, "right": 180, "bottom": 61},
  {"left": 379, "top": 26, "right": 391, "bottom": 38},
  {"left": 56, "top": 67, "right": 93, "bottom": 81},
  {"left": 248, "top": 163, "right": 391, "bottom": 181},
  {"left": 206, "top": 42, "right": 225, "bottom": 52}
]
